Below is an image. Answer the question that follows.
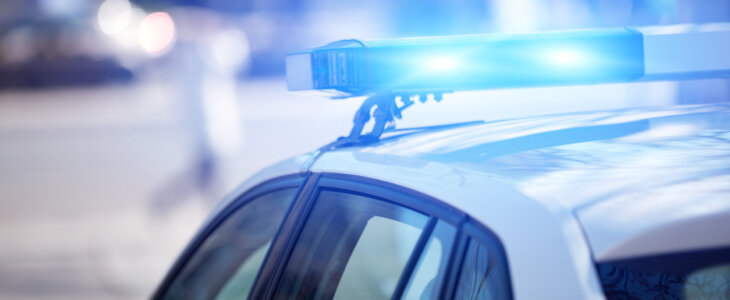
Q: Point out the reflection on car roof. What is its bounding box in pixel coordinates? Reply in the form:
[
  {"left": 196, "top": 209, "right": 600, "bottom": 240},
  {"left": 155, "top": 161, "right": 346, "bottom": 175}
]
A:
[{"left": 344, "top": 104, "right": 730, "bottom": 260}]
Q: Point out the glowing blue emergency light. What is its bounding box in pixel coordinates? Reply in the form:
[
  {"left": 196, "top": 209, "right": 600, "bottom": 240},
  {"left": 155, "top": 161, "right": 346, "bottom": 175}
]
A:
[
  {"left": 290, "top": 24, "right": 730, "bottom": 146},
  {"left": 286, "top": 24, "right": 730, "bottom": 96},
  {"left": 287, "top": 29, "right": 645, "bottom": 95}
]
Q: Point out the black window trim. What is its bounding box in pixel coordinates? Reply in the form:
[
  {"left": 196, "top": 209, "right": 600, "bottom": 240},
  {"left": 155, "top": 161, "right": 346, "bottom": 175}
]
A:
[
  {"left": 151, "top": 173, "right": 309, "bottom": 300},
  {"left": 251, "top": 173, "right": 323, "bottom": 299},
  {"left": 317, "top": 173, "right": 466, "bottom": 225},
  {"left": 442, "top": 224, "right": 469, "bottom": 300},
  {"left": 392, "top": 217, "right": 438, "bottom": 299},
  {"left": 445, "top": 216, "right": 515, "bottom": 300}
]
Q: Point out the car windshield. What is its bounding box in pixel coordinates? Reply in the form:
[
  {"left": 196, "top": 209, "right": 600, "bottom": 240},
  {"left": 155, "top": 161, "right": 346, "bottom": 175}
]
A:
[{"left": 597, "top": 247, "right": 730, "bottom": 300}]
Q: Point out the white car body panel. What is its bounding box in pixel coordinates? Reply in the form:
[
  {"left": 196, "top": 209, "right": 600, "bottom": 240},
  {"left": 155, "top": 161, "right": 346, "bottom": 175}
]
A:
[{"left": 214, "top": 104, "right": 730, "bottom": 300}]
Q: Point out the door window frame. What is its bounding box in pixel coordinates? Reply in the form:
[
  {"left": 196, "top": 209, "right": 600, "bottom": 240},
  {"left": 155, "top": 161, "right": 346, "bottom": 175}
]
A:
[
  {"left": 253, "top": 172, "right": 512, "bottom": 300},
  {"left": 152, "top": 173, "right": 309, "bottom": 299},
  {"left": 445, "top": 221, "right": 515, "bottom": 299},
  {"left": 154, "top": 171, "right": 513, "bottom": 300}
]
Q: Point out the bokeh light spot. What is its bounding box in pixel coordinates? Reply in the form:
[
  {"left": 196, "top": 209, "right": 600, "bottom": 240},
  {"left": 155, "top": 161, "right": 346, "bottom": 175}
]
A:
[
  {"left": 97, "top": 0, "right": 132, "bottom": 35},
  {"left": 207, "top": 29, "right": 251, "bottom": 73},
  {"left": 138, "top": 12, "right": 176, "bottom": 56}
]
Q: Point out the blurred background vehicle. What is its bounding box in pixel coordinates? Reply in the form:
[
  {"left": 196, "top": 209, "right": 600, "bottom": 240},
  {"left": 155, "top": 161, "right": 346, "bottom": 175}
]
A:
[{"left": 0, "top": 0, "right": 728, "bottom": 299}]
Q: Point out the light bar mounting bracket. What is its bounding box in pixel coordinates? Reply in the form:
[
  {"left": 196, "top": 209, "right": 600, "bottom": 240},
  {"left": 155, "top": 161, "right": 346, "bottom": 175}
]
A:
[{"left": 324, "top": 92, "right": 444, "bottom": 149}]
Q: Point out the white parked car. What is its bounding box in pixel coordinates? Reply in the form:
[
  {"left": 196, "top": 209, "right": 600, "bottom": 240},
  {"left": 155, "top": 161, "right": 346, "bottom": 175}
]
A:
[{"left": 154, "top": 26, "right": 730, "bottom": 300}]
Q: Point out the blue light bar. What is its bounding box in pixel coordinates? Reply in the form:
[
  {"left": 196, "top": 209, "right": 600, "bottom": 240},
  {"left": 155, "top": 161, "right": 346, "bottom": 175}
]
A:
[{"left": 286, "top": 29, "right": 645, "bottom": 95}]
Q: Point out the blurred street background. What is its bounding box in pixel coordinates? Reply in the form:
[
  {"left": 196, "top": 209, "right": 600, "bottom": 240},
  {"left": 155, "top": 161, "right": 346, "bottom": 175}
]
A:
[{"left": 0, "top": 0, "right": 729, "bottom": 298}]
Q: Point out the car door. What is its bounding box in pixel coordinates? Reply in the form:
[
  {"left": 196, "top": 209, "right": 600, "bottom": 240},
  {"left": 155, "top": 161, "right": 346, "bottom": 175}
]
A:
[
  {"left": 154, "top": 173, "right": 513, "bottom": 300},
  {"left": 253, "top": 173, "right": 513, "bottom": 300}
]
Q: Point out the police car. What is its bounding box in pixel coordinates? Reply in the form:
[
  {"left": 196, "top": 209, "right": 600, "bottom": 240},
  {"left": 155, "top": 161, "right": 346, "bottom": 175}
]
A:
[{"left": 154, "top": 25, "right": 730, "bottom": 300}]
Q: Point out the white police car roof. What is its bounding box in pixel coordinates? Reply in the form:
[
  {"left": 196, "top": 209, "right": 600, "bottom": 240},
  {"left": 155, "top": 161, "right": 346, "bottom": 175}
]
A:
[
  {"left": 209, "top": 25, "right": 730, "bottom": 299},
  {"left": 225, "top": 103, "right": 730, "bottom": 299}
]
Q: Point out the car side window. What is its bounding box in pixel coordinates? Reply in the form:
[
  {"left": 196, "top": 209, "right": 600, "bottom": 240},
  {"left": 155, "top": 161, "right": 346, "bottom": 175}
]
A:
[
  {"left": 161, "top": 188, "right": 298, "bottom": 300},
  {"left": 454, "top": 236, "right": 512, "bottom": 300},
  {"left": 273, "top": 190, "right": 430, "bottom": 300},
  {"left": 401, "top": 221, "right": 458, "bottom": 300}
]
